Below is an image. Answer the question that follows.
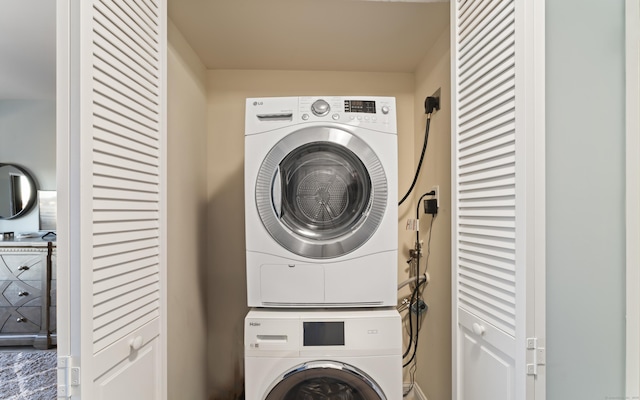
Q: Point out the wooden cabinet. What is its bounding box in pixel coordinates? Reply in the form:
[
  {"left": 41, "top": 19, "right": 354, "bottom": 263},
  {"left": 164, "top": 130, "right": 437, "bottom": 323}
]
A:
[{"left": 0, "top": 241, "right": 55, "bottom": 349}]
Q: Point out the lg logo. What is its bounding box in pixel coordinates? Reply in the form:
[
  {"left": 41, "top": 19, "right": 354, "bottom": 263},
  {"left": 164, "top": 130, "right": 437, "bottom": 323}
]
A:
[{"left": 253, "top": 101, "right": 263, "bottom": 106}]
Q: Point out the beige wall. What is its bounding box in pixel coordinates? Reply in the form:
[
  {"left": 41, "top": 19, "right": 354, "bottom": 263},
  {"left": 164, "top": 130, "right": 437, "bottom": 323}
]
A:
[
  {"left": 167, "top": 34, "right": 452, "bottom": 398},
  {"left": 412, "top": 28, "right": 452, "bottom": 400},
  {"left": 167, "top": 20, "right": 209, "bottom": 400},
  {"left": 206, "top": 69, "right": 416, "bottom": 397}
]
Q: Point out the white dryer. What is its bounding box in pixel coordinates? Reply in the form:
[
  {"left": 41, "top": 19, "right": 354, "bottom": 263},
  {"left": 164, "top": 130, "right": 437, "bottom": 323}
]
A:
[
  {"left": 244, "top": 96, "right": 398, "bottom": 307},
  {"left": 244, "top": 308, "right": 402, "bottom": 400}
]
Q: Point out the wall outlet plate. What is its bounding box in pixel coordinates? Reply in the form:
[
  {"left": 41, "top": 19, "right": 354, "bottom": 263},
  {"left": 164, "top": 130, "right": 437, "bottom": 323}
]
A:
[{"left": 430, "top": 185, "right": 439, "bottom": 209}]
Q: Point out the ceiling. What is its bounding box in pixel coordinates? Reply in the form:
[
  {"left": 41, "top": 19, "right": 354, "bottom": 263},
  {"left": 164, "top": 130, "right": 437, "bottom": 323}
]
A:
[
  {"left": 0, "top": 1, "right": 56, "bottom": 100},
  {"left": 0, "top": 0, "right": 449, "bottom": 100},
  {"left": 168, "top": 0, "right": 450, "bottom": 72}
]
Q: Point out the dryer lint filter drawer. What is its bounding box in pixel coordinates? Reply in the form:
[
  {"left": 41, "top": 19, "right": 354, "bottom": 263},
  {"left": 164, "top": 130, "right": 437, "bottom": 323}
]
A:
[{"left": 260, "top": 264, "right": 324, "bottom": 304}]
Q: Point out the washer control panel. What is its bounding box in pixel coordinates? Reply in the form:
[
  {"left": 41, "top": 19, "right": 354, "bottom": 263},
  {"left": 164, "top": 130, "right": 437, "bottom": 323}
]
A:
[
  {"left": 244, "top": 309, "right": 402, "bottom": 357},
  {"left": 298, "top": 96, "right": 396, "bottom": 130},
  {"left": 246, "top": 96, "right": 397, "bottom": 135}
]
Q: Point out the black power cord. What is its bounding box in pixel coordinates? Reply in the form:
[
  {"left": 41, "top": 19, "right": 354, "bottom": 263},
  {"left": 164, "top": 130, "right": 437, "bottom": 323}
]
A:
[
  {"left": 403, "top": 215, "right": 435, "bottom": 367},
  {"left": 398, "top": 115, "right": 432, "bottom": 206},
  {"left": 403, "top": 279, "right": 427, "bottom": 367},
  {"left": 402, "top": 273, "right": 424, "bottom": 359},
  {"left": 398, "top": 94, "right": 440, "bottom": 206},
  {"left": 402, "top": 192, "right": 436, "bottom": 367}
]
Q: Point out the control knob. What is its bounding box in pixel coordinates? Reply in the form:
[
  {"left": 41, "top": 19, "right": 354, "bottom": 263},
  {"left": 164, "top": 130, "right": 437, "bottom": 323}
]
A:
[
  {"left": 381, "top": 105, "right": 390, "bottom": 115},
  {"left": 311, "top": 99, "right": 330, "bottom": 117}
]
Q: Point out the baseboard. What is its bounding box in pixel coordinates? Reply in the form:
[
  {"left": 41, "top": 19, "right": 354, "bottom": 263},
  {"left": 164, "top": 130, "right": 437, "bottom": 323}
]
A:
[{"left": 403, "top": 382, "right": 428, "bottom": 400}]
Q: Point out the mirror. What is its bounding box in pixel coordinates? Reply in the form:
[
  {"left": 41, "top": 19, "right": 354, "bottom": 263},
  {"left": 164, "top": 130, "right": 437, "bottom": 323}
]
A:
[{"left": 0, "top": 164, "right": 37, "bottom": 220}]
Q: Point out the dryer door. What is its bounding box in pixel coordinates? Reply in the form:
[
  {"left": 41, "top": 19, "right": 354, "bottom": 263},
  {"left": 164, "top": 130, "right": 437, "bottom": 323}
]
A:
[
  {"left": 256, "top": 127, "right": 387, "bottom": 259},
  {"left": 264, "top": 361, "right": 386, "bottom": 400}
]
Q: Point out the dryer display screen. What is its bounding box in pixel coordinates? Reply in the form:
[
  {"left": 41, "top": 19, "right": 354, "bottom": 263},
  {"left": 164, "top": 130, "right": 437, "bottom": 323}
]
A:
[
  {"left": 344, "top": 100, "right": 376, "bottom": 113},
  {"left": 303, "top": 322, "right": 345, "bottom": 346}
]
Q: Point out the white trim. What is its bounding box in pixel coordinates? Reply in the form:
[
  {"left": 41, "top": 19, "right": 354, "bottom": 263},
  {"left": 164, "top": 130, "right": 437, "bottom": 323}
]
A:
[
  {"left": 514, "top": 0, "right": 529, "bottom": 395},
  {"left": 515, "top": 1, "right": 547, "bottom": 397},
  {"left": 78, "top": 1, "right": 94, "bottom": 395},
  {"left": 626, "top": 0, "right": 640, "bottom": 398},
  {"left": 55, "top": 0, "right": 71, "bottom": 395},
  {"left": 530, "top": 0, "right": 546, "bottom": 398},
  {"left": 449, "top": 0, "right": 458, "bottom": 398},
  {"left": 159, "top": 0, "right": 168, "bottom": 398},
  {"left": 55, "top": 0, "right": 85, "bottom": 397}
]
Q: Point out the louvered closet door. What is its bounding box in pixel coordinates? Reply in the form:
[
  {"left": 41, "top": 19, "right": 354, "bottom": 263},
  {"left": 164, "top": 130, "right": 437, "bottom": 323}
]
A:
[
  {"left": 61, "top": 0, "right": 167, "bottom": 398},
  {"left": 452, "top": 0, "right": 544, "bottom": 399}
]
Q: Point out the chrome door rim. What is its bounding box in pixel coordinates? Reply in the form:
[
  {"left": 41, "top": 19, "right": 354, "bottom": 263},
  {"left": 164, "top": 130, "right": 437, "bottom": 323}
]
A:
[
  {"left": 263, "top": 360, "right": 387, "bottom": 400},
  {"left": 255, "top": 126, "right": 388, "bottom": 259}
]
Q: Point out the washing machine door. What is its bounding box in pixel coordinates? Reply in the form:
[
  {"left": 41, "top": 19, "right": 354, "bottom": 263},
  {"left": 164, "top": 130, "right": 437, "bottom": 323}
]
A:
[
  {"left": 256, "top": 127, "right": 387, "bottom": 259},
  {"left": 263, "top": 361, "right": 386, "bottom": 400}
]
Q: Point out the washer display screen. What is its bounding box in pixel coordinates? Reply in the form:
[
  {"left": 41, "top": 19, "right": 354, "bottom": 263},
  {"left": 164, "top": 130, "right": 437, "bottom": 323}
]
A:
[
  {"left": 344, "top": 100, "right": 376, "bottom": 113},
  {"left": 303, "top": 322, "right": 345, "bottom": 346}
]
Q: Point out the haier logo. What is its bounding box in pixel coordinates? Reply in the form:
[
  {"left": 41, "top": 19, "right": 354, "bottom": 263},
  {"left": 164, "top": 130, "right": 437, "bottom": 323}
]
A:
[
  {"left": 253, "top": 101, "right": 263, "bottom": 106},
  {"left": 249, "top": 322, "right": 261, "bottom": 327}
]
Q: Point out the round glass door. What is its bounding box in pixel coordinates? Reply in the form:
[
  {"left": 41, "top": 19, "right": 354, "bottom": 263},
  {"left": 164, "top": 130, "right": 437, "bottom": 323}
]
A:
[
  {"left": 264, "top": 361, "right": 386, "bottom": 400},
  {"left": 279, "top": 142, "right": 371, "bottom": 241},
  {"left": 255, "top": 127, "right": 388, "bottom": 259}
]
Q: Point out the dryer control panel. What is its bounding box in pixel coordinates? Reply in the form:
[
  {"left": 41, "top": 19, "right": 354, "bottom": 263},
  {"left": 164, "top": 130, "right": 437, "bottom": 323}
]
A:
[
  {"left": 244, "top": 308, "right": 402, "bottom": 358},
  {"left": 299, "top": 96, "right": 395, "bottom": 129},
  {"left": 245, "top": 96, "right": 397, "bottom": 135}
]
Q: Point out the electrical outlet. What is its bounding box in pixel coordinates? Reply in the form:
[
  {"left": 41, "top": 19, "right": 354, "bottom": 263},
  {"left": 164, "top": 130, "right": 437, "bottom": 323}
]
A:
[
  {"left": 424, "top": 185, "right": 440, "bottom": 215},
  {"left": 424, "top": 88, "right": 441, "bottom": 114},
  {"left": 430, "top": 185, "right": 439, "bottom": 209},
  {"left": 410, "top": 299, "right": 428, "bottom": 315}
]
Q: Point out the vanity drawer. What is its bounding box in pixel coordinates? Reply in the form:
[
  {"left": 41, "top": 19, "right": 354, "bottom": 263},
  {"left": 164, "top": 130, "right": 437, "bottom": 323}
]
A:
[
  {"left": 0, "top": 307, "right": 41, "bottom": 333},
  {"left": 0, "top": 280, "right": 42, "bottom": 307},
  {"left": 0, "top": 243, "right": 55, "bottom": 348},
  {"left": 0, "top": 253, "right": 44, "bottom": 281}
]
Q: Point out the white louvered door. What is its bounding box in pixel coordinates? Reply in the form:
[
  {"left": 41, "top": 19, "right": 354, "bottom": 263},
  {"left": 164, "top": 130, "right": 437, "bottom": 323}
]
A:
[
  {"left": 451, "top": 0, "right": 544, "bottom": 399},
  {"left": 57, "top": 0, "right": 166, "bottom": 398}
]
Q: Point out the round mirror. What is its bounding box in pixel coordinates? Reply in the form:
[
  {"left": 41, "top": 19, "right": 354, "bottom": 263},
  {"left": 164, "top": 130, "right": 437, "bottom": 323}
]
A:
[{"left": 0, "top": 164, "right": 37, "bottom": 220}]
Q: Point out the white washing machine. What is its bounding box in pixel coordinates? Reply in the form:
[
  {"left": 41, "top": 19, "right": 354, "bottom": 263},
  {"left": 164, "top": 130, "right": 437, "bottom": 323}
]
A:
[
  {"left": 245, "top": 96, "right": 398, "bottom": 307},
  {"left": 244, "top": 308, "right": 402, "bottom": 400}
]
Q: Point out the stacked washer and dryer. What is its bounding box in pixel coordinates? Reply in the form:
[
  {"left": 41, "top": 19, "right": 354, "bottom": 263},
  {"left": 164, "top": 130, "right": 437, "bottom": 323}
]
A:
[{"left": 244, "top": 97, "right": 402, "bottom": 400}]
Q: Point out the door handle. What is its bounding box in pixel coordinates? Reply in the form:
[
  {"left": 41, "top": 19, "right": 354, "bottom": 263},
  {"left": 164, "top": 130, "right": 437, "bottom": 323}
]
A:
[
  {"left": 472, "top": 322, "right": 486, "bottom": 336},
  {"left": 272, "top": 166, "right": 283, "bottom": 218},
  {"left": 129, "top": 336, "right": 144, "bottom": 351}
]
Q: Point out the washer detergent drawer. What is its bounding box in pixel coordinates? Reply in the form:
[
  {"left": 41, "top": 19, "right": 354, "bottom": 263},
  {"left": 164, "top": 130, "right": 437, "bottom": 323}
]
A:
[{"left": 260, "top": 264, "right": 324, "bottom": 304}]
